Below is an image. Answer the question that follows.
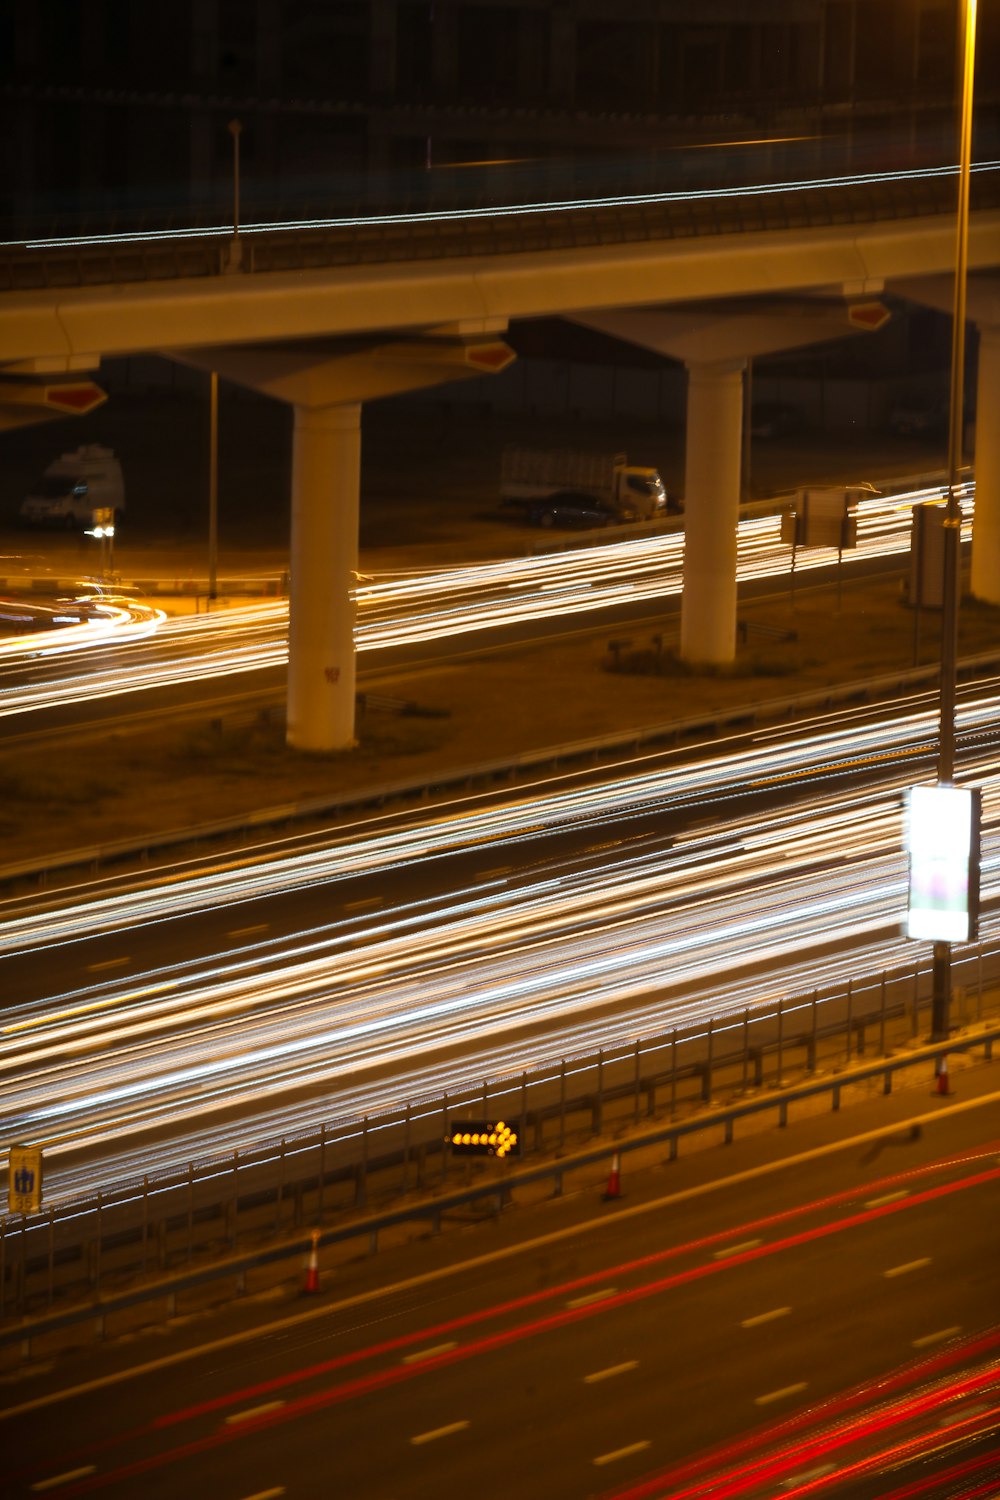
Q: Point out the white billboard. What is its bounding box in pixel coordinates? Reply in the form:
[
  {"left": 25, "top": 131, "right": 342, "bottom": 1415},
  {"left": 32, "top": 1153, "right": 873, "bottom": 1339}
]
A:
[{"left": 905, "top": 784, "right": 981, "bottom": 943}]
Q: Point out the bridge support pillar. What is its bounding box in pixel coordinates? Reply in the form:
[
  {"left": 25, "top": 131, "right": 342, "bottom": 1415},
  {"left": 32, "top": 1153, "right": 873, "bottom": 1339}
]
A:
[
  {"left": 681, "top": 358, "right": 746, "bottom": 665},
  {"left": 288, "top": 402, "right": 360, "bottom": 752},
  {"left": 971, "top": 325, "right": 1000, "bottom": 605}
]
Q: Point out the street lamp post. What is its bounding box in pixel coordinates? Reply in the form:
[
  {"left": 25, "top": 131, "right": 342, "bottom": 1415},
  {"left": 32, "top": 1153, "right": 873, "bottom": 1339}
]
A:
[
  {"left": 227, "top": 118, "right": 243, "bottom": 273},
  {"left": 930, "top": 0, "right": 978, "bottom": 1041}
]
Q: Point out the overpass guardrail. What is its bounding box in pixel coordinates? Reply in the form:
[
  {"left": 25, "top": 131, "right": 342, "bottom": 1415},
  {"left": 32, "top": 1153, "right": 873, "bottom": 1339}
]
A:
[
  {"left": 1, "top": 946, "right": 997, "bottom": 1359},
  {"left": 3, "top": 164, "right": 1000, "bottom": 292}
]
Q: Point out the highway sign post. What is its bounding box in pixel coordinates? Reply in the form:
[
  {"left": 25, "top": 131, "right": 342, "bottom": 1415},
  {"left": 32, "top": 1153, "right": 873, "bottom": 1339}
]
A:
[{"left": 8, "top": 1145, "right": 43, "bottom": 1214}]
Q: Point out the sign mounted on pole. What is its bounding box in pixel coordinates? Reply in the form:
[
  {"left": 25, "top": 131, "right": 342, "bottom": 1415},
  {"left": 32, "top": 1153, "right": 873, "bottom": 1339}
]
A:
[
  {"left": 905, "top": 783, "right": 981, "bottom": 944},
  {"left": 8, "top": 1144, "right": 43, "bottom": 1214}
]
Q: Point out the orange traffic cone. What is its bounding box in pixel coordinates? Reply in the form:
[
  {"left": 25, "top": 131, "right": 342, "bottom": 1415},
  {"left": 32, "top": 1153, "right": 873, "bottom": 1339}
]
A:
[
  {"left": 303, "top": 1228, "right": 320, "bottom": 1294},
  {"left": 934, "top": 1054, "right": 952, "bottom": 1096},
  {"left": 603, "top": 1152, "right": 622, "bottom": 1201}
]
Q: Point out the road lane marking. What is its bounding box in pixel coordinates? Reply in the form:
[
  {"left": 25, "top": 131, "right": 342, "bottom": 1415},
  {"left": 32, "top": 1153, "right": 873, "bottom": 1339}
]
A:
[
  {"left": 568, "top": 1288, "right": 617, "bottom": 1309},
  {"left": 865, "top": 1189, "right": 910, "bottom": 1209},
  {"left": 475, "top": 867, "right": 511, "bottom": 882},
  {"left": 402, "top": 1342, "right": 457, "bottom": 1364},
  {"left": 714, "top": 1239, "right": 762, "bottom": 1259},
  {"left": 228, "top": 924, "right": 269, "bottom": 939},
  {"left": 8, "top": 1091, "right": 997, "bottom": 1424},
  {"left": 85, "top": 956, "right": 129, "bottom": 972},
  {"left": 31, "top": 1470, "right": 97, "bottom": 1492},
  {"left": 781, "top": 1464, "right": 837, "bottom": 1489},
  {"left": 884, "top": 1257, "right": 932, "bottom": 1278},
  {"left": 344, "top": 897, "right": 382, "bottom": 911},
  {"left": 410, "top": 1421, "right": 469, "bottom": 1446},
  {"left": 225, "top": 1400, "right": 286, "bottom": 1425},
  {"left": 913, "top": 1326, "right": 961, "bottom": 1349},
  {"left": 741, "top": 1307, "right": 791, "bottom": 1328},
  {"left": 584, "top": 1361, "right": 639, "bottom": 1384},
  {"left": 237, "top": 1490, "right": 285, "bottom": 1500},
  {"left": 593, "top": 1441, "right": 651, "bottom": 1467},
  {"left": 755, "top": 1382, "right": 807, "bottom": 1406}
]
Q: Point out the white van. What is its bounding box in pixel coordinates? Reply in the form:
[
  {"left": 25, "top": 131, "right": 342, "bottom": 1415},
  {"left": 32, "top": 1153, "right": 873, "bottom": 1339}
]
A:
[{"left": 19, "top": 445, "right": 125, "bottom": 528}]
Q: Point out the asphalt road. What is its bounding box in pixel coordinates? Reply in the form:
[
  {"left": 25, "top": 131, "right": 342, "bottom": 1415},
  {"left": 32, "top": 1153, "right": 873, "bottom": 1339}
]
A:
[{"left": 3, "top": 1087, "right": 997, "bottom": 1499}]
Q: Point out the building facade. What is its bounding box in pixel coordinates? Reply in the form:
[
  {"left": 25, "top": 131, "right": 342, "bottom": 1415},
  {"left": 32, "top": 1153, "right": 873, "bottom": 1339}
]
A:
[{"left": 2, "top": 0, "right": 995, "bottom": 231}]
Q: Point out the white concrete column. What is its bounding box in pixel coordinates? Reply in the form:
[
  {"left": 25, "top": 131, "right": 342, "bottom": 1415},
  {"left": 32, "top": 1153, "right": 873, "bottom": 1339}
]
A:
[
  {"left": 681, "top": 358, "right": 746, "bottom": 666},
  {"left": 288, "top": 403, "right": 360, "bottom": 751},
  {"left": 971, "top": 326, "right": 1000, "bottom": 605}
]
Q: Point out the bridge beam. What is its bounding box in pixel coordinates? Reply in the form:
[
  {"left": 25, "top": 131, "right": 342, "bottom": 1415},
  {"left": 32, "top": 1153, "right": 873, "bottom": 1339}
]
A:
[
  {"left": 574, "top": 297, "right": 889, "bottom": 664},
  {"left": 893, "top": 274, "right": 1000, "bottom": 607},
  {"left": 683, "top": 358, "right": 745, "bottom": 665},
  {"left": 288, "top": 402, "right": 361, "bottom": 751},
  {"left": 972, "top": 325, "right": 1000, "bottom": 604},
  {"left": 170, "top": 334, "right": 514, "bottom": 750}
]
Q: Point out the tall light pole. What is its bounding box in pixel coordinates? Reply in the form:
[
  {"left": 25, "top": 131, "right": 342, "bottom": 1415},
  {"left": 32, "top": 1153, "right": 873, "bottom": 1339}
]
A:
[
  {"left": 227, "top": 118, "right": 243, "bottom": 273},
  {"left": 931, "top": 0, "right": 978, "bottom": 1041}
]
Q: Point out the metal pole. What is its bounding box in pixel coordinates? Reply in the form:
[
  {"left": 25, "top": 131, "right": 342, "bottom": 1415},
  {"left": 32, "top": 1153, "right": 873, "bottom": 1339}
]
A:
[
  {"left": 932, "top": 0, "right": 978, "bottom": 1044},
  {"left": 227, "top": 119, "right": 243, "bottom": 272},
  {"left": 208, "top": 371, "right": 219, "bottom": 603}
]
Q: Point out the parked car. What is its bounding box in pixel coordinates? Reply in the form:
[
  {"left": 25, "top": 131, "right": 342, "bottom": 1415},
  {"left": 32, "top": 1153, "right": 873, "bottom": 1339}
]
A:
[
  {"left": 750, "top": 401, "right": 804, "bottom": 439},
  {"left": 526, "top": 493, "right": 634, "bottom": 529}
]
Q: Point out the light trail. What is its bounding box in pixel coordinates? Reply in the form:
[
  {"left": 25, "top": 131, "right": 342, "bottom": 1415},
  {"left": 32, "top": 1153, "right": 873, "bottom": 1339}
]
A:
[
  {"left": 0, "top": 480, "right": 975, "bottom": 718},
  {"left": 9, "top": 157, "right": 999, "bottom": 251},
  {"left": 1, "top": 678, "right": 999, "bottom": 1199}
]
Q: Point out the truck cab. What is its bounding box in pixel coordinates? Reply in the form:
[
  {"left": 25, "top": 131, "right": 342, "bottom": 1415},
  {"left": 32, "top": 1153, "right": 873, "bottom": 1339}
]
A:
[{"left": 20, "top": 446, "right": 125, "bottom": 529}]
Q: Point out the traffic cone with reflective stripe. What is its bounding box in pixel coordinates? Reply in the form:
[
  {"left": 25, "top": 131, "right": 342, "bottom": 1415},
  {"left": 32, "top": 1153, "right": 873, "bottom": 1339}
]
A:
[
  {"left": 303, "top": 1229, "right": 320, "bottom": 1293},
  {"left": 603, "top": 1152, "right": 622, "bottom": 1201},
  {"left": 935, "top": 1054, "right": 952, "bottom": 1096}
]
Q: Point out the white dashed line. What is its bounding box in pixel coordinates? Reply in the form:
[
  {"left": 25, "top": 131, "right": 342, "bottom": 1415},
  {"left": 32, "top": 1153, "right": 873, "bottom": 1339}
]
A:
[
  {"left": 225, "top": 1400, "right": 286, "bottom": 1425},
  {"left": 31, "top": 1470, "right": 97, "bottom": 1492},
  {"left": 884, "top": 1257, "right": 932, "bottom": 1278},
  {"left": 584, "top": 1361, "right": 639, "bottom": 1384},
  {"left": 741, "top": 1306, "right": 791, "bottom": 1328},
  {"left": 593, "top": 1441, "right": 651, "bottom": 1467},
  {"left": 864, "top": 1189, "right": 910, "bottom": 1209},
  {"left": 411, "top": 1421, "right": 470, "bottom": 1446},
  {"left": 714, "top": 1239, "right": 762, "bottom": 1259},
  {"left": 913, "top": 1326, "right": 961, "bottom": 1349},
  {"left": 402, "top": 1342, "right": 457, "bottom": 1364},
  {"left": 755, "top": 1382, "right": 808, "bottom": 1407},
  {"left": 567, "top": 1288, "right": 617, "bottom": 1309}
]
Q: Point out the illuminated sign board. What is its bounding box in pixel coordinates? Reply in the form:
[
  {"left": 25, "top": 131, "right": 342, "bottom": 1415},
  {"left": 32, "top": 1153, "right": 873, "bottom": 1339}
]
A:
[
  {"left": 905, "top": 784, "right": 981, "bottom": 943},
  {"left": 448, "top": 1120, "right": 520, "bottom": 1159}
]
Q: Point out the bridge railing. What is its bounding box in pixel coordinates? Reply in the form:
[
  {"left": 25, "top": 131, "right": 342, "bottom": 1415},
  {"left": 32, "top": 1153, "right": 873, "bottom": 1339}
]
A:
[{"left": 3, "top": 164, "right": 999, "bottom": 291}]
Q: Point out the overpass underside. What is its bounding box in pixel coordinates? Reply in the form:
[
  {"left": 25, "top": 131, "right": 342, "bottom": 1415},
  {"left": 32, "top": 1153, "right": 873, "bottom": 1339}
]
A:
[{"left": 2, "top": 179, "right": 1000, "bottom": 751}]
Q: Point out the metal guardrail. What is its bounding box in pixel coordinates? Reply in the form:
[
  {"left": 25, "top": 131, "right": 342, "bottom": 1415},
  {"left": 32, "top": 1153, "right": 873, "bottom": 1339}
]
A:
[
  {"left": 2, "top": 168, "right": 999, "bottom": 292},
  {"left": 1, "top": 1016, "right": 995, "bottom": 1360},
  {"left": 4, "top": 645, "right": 1000, "bottom": 889}
]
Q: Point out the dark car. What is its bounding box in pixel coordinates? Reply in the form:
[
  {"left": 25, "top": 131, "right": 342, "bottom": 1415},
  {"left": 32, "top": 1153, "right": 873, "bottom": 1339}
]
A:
[
  {"left": 750, "top": 401, "right": 804, "bottom": 439},
  {"left": 526, "top": 494, "right": 635, "bottom": 529}
]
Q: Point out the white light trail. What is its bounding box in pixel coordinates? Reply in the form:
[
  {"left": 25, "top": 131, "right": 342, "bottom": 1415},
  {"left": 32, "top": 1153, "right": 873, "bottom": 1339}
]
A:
[{"left": 0, "top": 481, "right": 975, "bottom": 717}]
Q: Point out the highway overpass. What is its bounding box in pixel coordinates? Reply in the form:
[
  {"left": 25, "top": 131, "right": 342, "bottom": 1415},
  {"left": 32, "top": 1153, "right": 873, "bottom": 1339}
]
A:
[{"left": 2, "top": 161, "right": 1000, "bottom": 749}]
